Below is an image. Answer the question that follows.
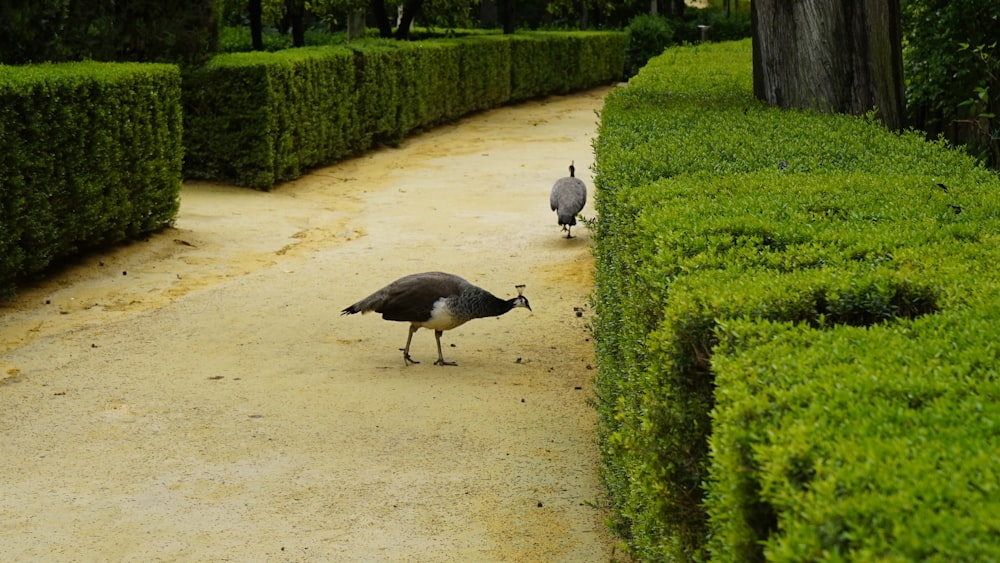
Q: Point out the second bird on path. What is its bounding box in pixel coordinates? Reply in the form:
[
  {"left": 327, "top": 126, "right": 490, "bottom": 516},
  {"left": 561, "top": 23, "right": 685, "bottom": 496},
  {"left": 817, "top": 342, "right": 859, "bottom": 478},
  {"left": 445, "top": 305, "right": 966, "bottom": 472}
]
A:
[
  {"left": 341, "top": 272, "right": 531, "bottom": 366},
  {"left": 550, "top": 161, "right": 588, "bottom": 239}
]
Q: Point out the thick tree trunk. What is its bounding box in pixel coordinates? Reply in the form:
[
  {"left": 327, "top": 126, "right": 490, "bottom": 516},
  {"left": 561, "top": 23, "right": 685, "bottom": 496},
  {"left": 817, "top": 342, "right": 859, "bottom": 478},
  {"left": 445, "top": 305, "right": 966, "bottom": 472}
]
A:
[
  {"left": 479, "top": 0, "right": 498, "bottom": 28},
  {"left": 285, "top": 0, "right": 305, "bottom": 47},
  {"left": 752, "top": 0, "right": 905, "bottom": 130},
  {"left": 499, "top": 0, "right": 517, "bottom": 34},
  {"left": 370, "top": 0, "right": 393, "bottom": 37},
  {"left": 248, "top": 0, "right": 264, "bottom": 51},
  {"left": 394, "top": 0, "right": 423, "bottom": 39}
]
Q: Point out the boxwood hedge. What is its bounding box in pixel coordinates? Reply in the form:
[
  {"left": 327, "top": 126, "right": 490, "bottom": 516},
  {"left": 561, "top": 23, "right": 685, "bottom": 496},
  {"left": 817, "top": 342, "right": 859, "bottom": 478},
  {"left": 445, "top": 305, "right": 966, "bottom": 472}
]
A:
[
  {"left": 182, "top": 32, "right": 626, "bottom": 189},
  {"left": 0, "top": 62, "right": 182, "bottom": 297},
  {"left": 592, "top": 39, "right": 1000, "bottom": 560}
]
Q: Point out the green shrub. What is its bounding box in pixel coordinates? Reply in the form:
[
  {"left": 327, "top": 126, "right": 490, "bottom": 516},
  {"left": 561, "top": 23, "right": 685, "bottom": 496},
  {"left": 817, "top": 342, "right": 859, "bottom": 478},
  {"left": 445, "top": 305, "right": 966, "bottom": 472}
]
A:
[
  {"left": 624, "top": 14, "right": 674, "bottom": 80},
  {"left": 672, "top": 8, "right": 752, "bottom": 44},
  {"left": 217, "top": 26, "right": 346, "bottom": 53}
]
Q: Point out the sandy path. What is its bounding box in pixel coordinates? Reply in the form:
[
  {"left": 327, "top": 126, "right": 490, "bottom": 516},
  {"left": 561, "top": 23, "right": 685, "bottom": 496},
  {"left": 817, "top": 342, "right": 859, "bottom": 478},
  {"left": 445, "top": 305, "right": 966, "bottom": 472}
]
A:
[{"left": 0, "top": 86, "right": 620, "bottom": 561}]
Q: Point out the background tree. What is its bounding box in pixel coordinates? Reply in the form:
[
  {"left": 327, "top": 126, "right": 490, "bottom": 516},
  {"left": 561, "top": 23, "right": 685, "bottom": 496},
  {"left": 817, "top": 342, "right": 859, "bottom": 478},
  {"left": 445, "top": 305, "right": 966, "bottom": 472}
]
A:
[
  {"left": 752, "top": 0, "right": 906, "bottom": 131},
  {"left": 248, "top": 0, "right": 265, "bottom": 50},
  {"left": 545, "top": 0, "right": 610, "bottom": 30},
  {"left": 285, "top": 0, "right": 306, "bottom": 46},
  {"left": 394, "top": 0, "right": 425, "bottom": 38},
  {"left": 0, "top": 0, "right": 218, "bottom": 65},
  {"left": 498, "top": 0, "right": 516, "bottom": 33}
]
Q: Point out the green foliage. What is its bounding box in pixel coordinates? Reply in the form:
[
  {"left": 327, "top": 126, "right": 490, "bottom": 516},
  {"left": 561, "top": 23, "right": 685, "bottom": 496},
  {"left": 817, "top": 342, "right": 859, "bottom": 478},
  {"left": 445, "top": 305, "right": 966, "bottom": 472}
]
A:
[
  {"left": 0, "top": 62, "right": 183, "bottom": 297},
  {"left": 623, "top": 14, "right": 673, "bottom": 80},
  {"left": 903, "top": 0, "right": 998, "bottom": 121},
  {"left": 508, "top": 32, "right": 626, "bottom": 100},
  {"left": 712, "top": 308, "right": 1000, "bottom": 561},
  {"left": 0, "top": 0, "right": 218, "bottom": 65},
  {"left": 182, "top": 47, "right": 357, "bottom": 188},
  {"left": 217, "top": 26, "right": 348, "bottom": 53},
  {"left": 592, "top": 39, "right": 1000, "bottom": 561},
  {"left": 183, "top": 32, "right": 626, "bottom": 189},
  {"left": 903, "top": 0, "right": 1000, "bottom": 168},
  {"left": 671, "top": 7, "right": 752, "bottom": 44}
]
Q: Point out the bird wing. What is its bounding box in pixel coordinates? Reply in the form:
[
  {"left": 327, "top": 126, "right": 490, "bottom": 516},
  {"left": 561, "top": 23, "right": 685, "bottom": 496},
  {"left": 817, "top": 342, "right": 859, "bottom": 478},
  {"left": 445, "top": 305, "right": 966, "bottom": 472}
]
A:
[
  {"left": 551, "top": 178, "right": 587, "bottom": 213},
  {"left": 376, "top": 272, "right": 466, "bottom": 322}
]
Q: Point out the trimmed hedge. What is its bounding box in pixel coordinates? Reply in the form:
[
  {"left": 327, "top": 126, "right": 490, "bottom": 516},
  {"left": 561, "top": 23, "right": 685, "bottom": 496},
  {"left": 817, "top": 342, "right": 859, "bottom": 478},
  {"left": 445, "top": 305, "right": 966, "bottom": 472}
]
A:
[
  {"left": 711, "top": 308, "right": 1000, "bottom": 561},
  {"left": 182, "top": 47, "right": 357, "bottom": 188},
  {"left": 592, "top": 39, "right": 1000, "bottom": 560},
  {"left": 183, "top": 32, "right": 626, "bottom": 189},
  {"left": 0, "top": 62, "right": 183, "bottom": 297}
]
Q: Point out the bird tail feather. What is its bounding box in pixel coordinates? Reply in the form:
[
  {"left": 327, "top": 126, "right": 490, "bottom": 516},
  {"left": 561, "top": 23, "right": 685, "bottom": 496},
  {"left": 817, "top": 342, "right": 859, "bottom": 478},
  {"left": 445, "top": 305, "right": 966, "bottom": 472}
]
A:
[{"left": 558, "top": 213, "right": 577, "bottom": 226}]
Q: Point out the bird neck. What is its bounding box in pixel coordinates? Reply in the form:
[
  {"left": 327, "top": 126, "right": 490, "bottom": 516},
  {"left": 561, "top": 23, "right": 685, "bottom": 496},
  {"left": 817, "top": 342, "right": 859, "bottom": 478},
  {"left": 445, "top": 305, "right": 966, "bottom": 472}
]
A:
[{"left": 464, "top": 291, "right": 515, "bottom": 318}]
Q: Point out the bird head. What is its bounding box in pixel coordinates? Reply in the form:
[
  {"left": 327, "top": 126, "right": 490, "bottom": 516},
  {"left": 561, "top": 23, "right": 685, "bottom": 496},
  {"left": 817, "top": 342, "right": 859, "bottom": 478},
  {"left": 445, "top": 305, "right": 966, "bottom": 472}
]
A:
[{"left": 513, "top": 284, "right": 531, "bottom": 311}]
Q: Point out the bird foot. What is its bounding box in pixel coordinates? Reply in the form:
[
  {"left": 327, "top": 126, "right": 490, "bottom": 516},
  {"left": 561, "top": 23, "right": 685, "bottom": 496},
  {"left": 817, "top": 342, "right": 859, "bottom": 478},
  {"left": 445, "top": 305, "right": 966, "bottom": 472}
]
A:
[
  {"left": 434, "top": 359, "right": 458, "bottom": 366},
  {"left": 401, "top": 350, "right": 420, "bottom": 365}
]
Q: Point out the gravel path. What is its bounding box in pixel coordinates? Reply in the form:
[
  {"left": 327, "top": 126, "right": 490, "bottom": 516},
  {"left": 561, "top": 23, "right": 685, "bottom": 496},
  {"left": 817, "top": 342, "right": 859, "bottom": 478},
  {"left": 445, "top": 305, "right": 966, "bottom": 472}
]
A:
[{"left": 0, "top": 86, "right": 619, "bottom": 562}]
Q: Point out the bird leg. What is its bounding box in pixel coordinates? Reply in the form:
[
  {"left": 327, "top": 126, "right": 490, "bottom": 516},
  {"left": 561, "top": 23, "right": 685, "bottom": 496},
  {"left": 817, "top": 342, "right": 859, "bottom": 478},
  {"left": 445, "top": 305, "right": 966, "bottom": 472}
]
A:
[
  {"left": 401, "top": 325, "right": 420, "bottom": 365},
  {"left": 565, "top": 225, "right": 574, "bottom": 239},
  {"left": 433, "top": 330, "right": 457, "bottom": 366}
]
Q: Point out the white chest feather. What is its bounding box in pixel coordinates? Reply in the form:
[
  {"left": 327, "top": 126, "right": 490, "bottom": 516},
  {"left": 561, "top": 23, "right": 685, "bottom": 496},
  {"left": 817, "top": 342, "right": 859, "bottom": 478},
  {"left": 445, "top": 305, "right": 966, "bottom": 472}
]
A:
[{"left": 417, "top": 297, "right": 466, "bottom": 331}]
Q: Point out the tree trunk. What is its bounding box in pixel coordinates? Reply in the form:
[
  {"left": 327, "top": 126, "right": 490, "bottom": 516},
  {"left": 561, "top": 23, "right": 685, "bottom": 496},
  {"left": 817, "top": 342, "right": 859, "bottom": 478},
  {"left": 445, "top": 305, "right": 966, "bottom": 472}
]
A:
[
  {"left": 394, "top": 0, "right": 423, "bottom": 39},
  {"left": 479, "top": 0, "right": 498, "bottom": 28},
  {"left": 285, "top": 0, "right": 305, "bottom": 47},
  {"left": 370, "top": 0, "right": 393, "bottom": 37},
  {"left": 665, "top": 0, "right": 684, "bottom": 17},
  {"left": 498, "top": 0, "right": 517, "bottom": 34},
  {"left": 248, "top": 0, "right": 264, "bottom": 51},
  {"left": 347, "top": 12, "right": 366, "bottom": 40},
  {"left": 752, "top": 0, "right": 905, "bottom": 131}
]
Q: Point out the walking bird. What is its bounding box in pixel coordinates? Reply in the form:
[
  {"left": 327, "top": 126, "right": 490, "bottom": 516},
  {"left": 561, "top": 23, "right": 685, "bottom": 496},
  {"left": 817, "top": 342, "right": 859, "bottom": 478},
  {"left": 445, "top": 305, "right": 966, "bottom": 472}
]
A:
[
  {"left": 550, "top": 161, "right": 587, "bottom": 238},
  {"left": 341, "top": 272, "right": 531, "bottom": 366}
]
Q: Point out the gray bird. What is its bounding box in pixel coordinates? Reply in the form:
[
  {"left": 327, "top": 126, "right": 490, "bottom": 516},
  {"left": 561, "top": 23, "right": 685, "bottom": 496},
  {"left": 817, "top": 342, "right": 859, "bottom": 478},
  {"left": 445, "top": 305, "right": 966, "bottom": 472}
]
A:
[
  {"left": 549, "top": 162, "right": 587, "bottom": 238},
  {"left": 341, "top": 272, "right": 531, "bottom": 366},
  {"left": 550, "top": 161, "right": 588, "bottom": 238}
]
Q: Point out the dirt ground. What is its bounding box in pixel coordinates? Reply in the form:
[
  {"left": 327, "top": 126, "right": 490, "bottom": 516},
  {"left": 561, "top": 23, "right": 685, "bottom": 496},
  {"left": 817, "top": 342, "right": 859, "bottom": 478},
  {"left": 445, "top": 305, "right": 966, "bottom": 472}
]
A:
[{"left": 0, "top": 86, "right": 623, "bottom": 561}]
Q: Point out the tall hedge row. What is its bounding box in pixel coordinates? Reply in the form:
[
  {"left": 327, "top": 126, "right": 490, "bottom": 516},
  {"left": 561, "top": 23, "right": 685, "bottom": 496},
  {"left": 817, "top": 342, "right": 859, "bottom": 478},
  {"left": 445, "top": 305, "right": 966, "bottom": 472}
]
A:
[
  {"left": 181, "top": 48, "right": 357, "bottom": 188},
  {"left": 182, "top": 32, "right": 626, "bottom": 189},
  {"left": 592, "top": 39, "right": 1000, "bottom": 560},
  {"left": 0, "top": 62, "right": 183, "bottom": 297}
]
